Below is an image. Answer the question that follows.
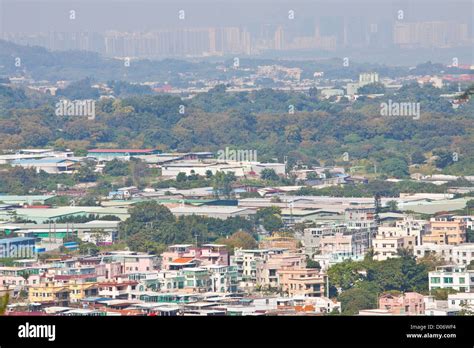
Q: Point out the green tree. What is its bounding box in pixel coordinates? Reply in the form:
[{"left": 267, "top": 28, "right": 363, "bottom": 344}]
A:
[
  {"left": 386, "top": 200, "right": 399, "bottom": 212},
  {"left": 431, "top": 288, "right": 457, "bottom": 300},
  {"left": 74, "top": 162, "right": 97, "bottom": 183},
  {"left": 216, "top": 231, "right": 257, "bottom": 253},
  {"left": 212, "top": 171, "right": 236, "bottom": 198},
  {"left": 411, "top": 151, "right": 426, "bottom": 165},
  {"left": 176, "top": 172, "right": 187, "bottom": 182},
  {"left": 104, "top": 159, "right": 129, "bottom": 177},
  {"left": 338, "top": 287, "right": 378, "bottom": 315},
  {"left": 0, "top": 293, "right": 9, "bottom": 315},
  {"left": 256, "top": 207, "right": 284, "bottom": 233},
  {"left": 466, "top": 200, "right": 474, "bottom": 216},
  {"left": 56, "top": 78, "right": 100, "bottom": 100},
  {"left": 458, "top": 301, "right": 474, "bottom": 316},
  {"left": 260, "top": 168, "right": 280, "bottom": 181},
  {"left": 380, "top": 158, "right": 409, "bottom": 178},
  {"left": 433, "top": 150, "right": 454, "bottom": 169},
  {"left": 327, "top": 260, "right": 365, "bottom": 291},
  {"left": 119, "top": 201, "right": 175, "bottom": 239},
  {"left": 417, "top": 254, "right": 446, "bottom": 271},
  {"left": 79, "top": 242, "right": 100, "bottom": 256},
  {"left": 357, "top": 82, "right": 386, "bottom": 95},
  {"left": 306, "top": 257, "right": 321, "bottom": 269}
]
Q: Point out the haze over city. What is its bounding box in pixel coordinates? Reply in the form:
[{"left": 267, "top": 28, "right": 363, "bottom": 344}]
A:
[
  {"left": 0, "top": 0, "right": 473, "bottom": 346},
  {"left": 0, "top": 0, "right": 472, "bottom": 64}
]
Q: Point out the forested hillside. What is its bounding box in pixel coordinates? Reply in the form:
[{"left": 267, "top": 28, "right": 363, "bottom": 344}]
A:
[{"left": 0, "top": 81, "right": 473, "bottom": 177}]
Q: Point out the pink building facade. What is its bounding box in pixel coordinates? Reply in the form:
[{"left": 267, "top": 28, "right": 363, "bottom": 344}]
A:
[
  {"left": 161, "top": 244, "right": 229, "bottom": 270},
  {"left": 379, "top": 292, "right": 425, "bottom": 315}
]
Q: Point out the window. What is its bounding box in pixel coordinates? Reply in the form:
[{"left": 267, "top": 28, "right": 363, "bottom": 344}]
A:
[
  {"left": 443, "top": 277, "right": 453, "bottom": 284},
  {"left": 459, "top": 278, "right": 465, "bottom": 284},
  {"left": 431, "top": 277, "right": 440, "bottom": 284}
]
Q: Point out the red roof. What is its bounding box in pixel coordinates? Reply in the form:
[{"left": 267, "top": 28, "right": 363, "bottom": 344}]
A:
[
  {"left": 88, "top": 149, "right": 155, "bottom": 153},
  {"left": 172, "top": 257, "right": 195, "bottom": 264}
]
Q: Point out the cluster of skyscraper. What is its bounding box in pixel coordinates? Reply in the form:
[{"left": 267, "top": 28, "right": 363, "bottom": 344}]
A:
[{"left": 1, "top": 20, "right": 471, "bottom": 58}]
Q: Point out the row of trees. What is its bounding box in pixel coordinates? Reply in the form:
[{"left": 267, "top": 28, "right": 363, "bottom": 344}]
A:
[
  {"left": 116, "top": 201, "right": 284, "bottom": 254},
  {"left": 1, "top": 79, "right": 473, "bottom": 177},
  {"left": 328, "top": 252, "right": 432, "bottom": 315}
]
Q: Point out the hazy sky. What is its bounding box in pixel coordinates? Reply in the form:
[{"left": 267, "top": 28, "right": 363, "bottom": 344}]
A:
[{"left": 1, "top": 0, "right": 472, "bottom": 32}]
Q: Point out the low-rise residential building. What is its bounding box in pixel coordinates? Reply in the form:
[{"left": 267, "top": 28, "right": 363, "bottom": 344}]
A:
[
  {"left": 28, "top": 282, "right": 70, "bottom": 306},
  {"left": 394, "top": 216, "right": 428, "bottom": 246},
  {"left": 313, "top": 252, "right": 365, "bottom": 271},
  {"left": 447, "top": 293, "right": 474, "bottom": 311},
  {"left": 203, "top": 265, "right": 239, "bottom": 293},
  {"left": 98, "top": 280, "right": 138, "bottom": 299},
  {"left": 414, "top": 243, "right": 455, "bottom": 263},
  {"left": 256, "top": 252, "right": 305, "bottom": 289},
  {"left": 378, "top": 292, "right": 425, "bottom": 315},
  {"left": 373, "top": 226, "right": 416, "bottom": 261},
  {"left": 100, "top": 252, "right": 157, "bottom": 273},
  {"left": 183, "top": 268, "right": 212, "bottom": 292},
  {"left": 49, "top": 274, "right": 100, "bottom": 303},
  {"left": 161, "top": 244, "right": 229, "bottom": 270},
  {"left": 303, "top": 224, "right": 347, "bottom": 255},
  {"left": 423, "top": 216, "right": 466, "bottom": 245},
  {"left": 157, "top": 271, "right": 185, "bottom": 292},
  {"left": 232, "top": 248, "right": 287, "bottom": 284},
  {"left": 429, "top": 265, "right": 474, "bottom": 293},
  {"left": 319, "top": 229, "right": 370, "bottom": 257},
  {"left": 414, "top": 243, "right": 474, "bottom": 266},
  {"left": 373, "top": 235, "right": 413, "bottom": 261},
  {"left": 453, "top": 243, "right": 474, "bottom": 266},
  {"left": 278, "top": 267, "right": 326, "bottom": 297},
  {"left": 345, "top": 207, "right": 377, "bottom": 231},
  {"left": 0, "top": 266, "right": 42, "bottom": 293}
]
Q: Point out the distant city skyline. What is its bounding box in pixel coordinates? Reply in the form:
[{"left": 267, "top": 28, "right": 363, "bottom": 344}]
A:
[
  {"left": 0, "top": 0, "right": 472, "bottom": 61},
  {"left": 0, "top": 18, "right": 472, "bottom": 60}
]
